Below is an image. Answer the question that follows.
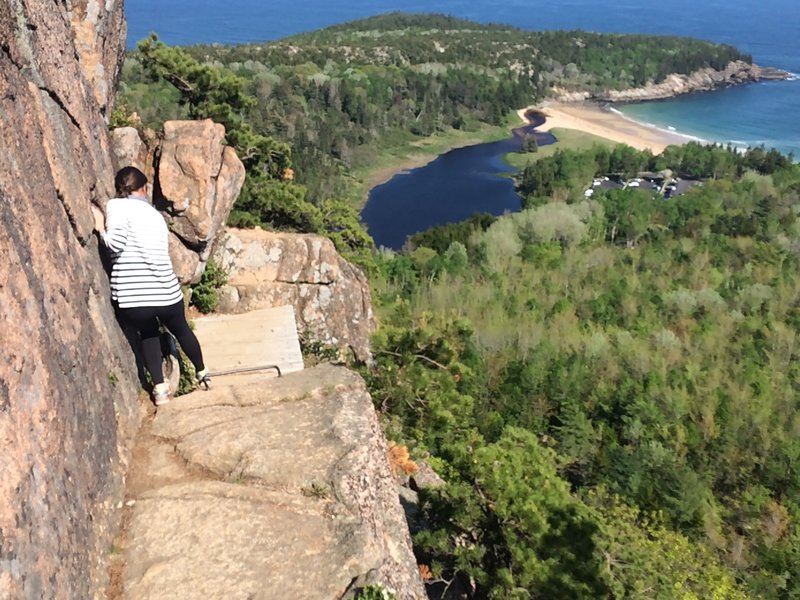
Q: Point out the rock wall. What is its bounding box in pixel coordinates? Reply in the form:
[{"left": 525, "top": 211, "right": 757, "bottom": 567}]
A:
[
  {"left": 553, "top": 60, "right": 790, "bottom": 103},
  {"left": 0, "top": 2, "right": 141, "bottom": 598},
  {"left": 67, "top": 0, "right": 126, "bottom": 115},
  {"left": 110, "top": 121, "right": 246, "bottom": 284},
  {"left": 213, "top": 228, "right": 376, "bottom": 363}
]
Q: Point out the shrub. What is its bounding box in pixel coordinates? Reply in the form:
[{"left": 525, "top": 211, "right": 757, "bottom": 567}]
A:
[
  {"left": 190, "top": 260, "right": 228, "bottom": 314},
  {"left": 352, "top": 584, "right": 397, "bottom": 600}
]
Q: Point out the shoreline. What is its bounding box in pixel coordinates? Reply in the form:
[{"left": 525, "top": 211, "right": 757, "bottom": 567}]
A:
[
  {"left": 364, "top": 154, "right": 438, "bottom": 192},
  {"left": 357, "top": 130, "right": 511, "bottom": 207},
  {"left": 517, "top": 102, "right": 698, "bottom": 153},
  {"left": 360, "top": 100, "right": 700, "bottom": 206}
]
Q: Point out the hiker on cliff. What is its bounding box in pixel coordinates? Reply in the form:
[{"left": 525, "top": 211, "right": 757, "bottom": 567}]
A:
[{"left": 91, "top": 166, "right": 210, "bottom": 405}]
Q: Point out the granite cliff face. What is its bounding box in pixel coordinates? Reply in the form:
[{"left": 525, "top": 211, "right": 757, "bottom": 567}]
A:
[
  {"left": 2, "top": 7, "right": 408, "bottom": 600},
  {"left": 2, "top": 4, "right": 419, "bottom": 599},
  {"left": 68, "top": 0, "right": 127, "bottom": 114},
  {"left": 0, "top": 1, "right": 141, "bottom": 598},
  {"left": 554, "top": 60, "right": 789, "bottom": 103}
]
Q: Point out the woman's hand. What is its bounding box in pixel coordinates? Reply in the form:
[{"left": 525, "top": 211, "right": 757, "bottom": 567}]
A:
[{"left": 91, "top": 204, "right": 106, "bottom": 234}]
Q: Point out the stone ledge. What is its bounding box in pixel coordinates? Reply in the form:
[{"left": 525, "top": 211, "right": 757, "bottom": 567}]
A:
[{"left": 121, "top": 365, "right": 425, "bottom": 600}]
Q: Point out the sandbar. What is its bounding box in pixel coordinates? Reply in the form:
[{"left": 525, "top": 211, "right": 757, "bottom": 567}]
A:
[{"left": 518, "top": 102, "right": 697, "bottom": 153}]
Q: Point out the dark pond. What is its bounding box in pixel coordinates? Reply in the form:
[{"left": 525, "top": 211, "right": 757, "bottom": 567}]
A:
[{"left": 361, "top": 112, "right": 555, "bottom": 250}]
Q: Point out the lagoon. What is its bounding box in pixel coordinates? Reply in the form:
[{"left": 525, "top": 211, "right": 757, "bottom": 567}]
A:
[{"left": 362, "top": 116, "right": 554, "bottom": 249}]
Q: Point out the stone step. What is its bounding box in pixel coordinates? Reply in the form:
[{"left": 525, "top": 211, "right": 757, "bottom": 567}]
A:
[{"left": 192, "top": 305, "right": 304, "bottom": 380}]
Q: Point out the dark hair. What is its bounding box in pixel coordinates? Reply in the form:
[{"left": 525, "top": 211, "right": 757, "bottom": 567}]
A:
[{"left": 114, "top": 166, "right": 148, "bottom": 197}]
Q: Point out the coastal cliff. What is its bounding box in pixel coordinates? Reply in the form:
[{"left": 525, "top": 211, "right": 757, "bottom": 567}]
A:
[
  {"left": 553, "top": 60, "right": 789, "bottom": 103},
  {"left": 1, "top": 4, "right": 420, "bottom": 600}
]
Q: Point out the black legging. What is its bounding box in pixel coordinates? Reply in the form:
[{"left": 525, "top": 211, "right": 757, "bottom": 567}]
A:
[{"left": 118, "top": 300, "right": 205, "bottom": 385}]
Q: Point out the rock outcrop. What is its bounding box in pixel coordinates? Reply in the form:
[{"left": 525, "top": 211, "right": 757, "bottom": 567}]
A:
[
  {"left": 68, "top": 0, "right": 127, "bottom": 115},
  {"left": 121, "top": 365, "right": 426, "bottom": 600},
  {"left": 213, "top": 228, "right": 376, "bottom": 362},
  {"left": 110, "top": 126, "right": 151, "bottom": 179},
  {"left": 0, "top": 2, "right": 142, "bottom": 599},
  {"left": 554, "top": 60, "right": 790, "bottom": 103},
  {"left": 110, "top": 121, "right": 246, "bottom": 284}
]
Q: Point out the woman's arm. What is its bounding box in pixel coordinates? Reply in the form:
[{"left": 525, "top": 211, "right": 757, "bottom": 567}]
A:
[
  {"left": 97, "top": 199, "right": 128, "bottom": 252},
  {"left": 91, "top": 204, "right": 105, "bottom": 233}
]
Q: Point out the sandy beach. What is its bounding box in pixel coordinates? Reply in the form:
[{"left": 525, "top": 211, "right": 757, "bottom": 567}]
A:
[
  {"left": 360, "top": 102, "right": 696, "bottom": 206},
  {"left": 518, "top": 102, "right": 697, "bottom": 153}
]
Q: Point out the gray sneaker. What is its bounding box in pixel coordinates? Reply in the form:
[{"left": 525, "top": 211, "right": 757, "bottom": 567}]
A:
[
  {"left": 153, "top": 383, "right": 170, "bottom": 406},
  {"left": 197, "top": 368, "right": 211, "bottom": 390}
]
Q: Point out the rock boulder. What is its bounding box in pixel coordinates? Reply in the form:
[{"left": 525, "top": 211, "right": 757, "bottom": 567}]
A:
[
  {"left": 213, "top": 228, "right": 376, "bottom": 362},
  {"left": 110, "top": 126, "right": 151, "bottom": 180},
  {"left": 109, "top": 120, "right": 246, "bottom": 284},
  {"left": 157, "top": 120, "right": 244, "bottom": 248}
]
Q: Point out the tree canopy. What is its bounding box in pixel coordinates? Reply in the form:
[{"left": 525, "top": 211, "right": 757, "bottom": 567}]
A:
[{"left": 366, "top": 143, "right": 800, "bottom": 597}]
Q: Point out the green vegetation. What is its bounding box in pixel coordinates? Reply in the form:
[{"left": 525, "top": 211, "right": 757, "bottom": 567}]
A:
[
  {"left": 298, "top": 331, "right": 341, "bottom": 366},
  {"left": 189, "top": 259, "right": 228, "bottom": 314},
  {"left": 125, "top": 35, "right": 375, "bottom": 270},
  {"left": 352, "top": 585, "right": 397, "bottom": 600},
  {"left": 516, "top": 140, "right": 792, "bottom": 209},
  {"left": 174, "top": 346, "right": 197, "bottom": 396},
  {"left": 119, "top": 13, "right": 748, "bottom": 232},
  {"left": 505, "top": 128, "right": 617, "bottom": 169},
  {"left": 407, "top": 213, "right": 497, "bottom": 256},
  {"left": 365, "top": 142, "right": 800, "bottom": 597},
  {"left": 112, "top": 16, "right": 800, "bottom": 596},
  {"left": 300, "top": 480, "right": 331, "bottom": 499},
  {"left": 106, "top": 371, "right": 118, "bottom": 387}
]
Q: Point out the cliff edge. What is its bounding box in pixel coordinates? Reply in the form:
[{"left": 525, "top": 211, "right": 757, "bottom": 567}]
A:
[
  {"left": 1, "top": 4, "right": 422, "bottom": 599},
  {"left": 118, "top": 365, "right": 425, "bottom": 600}
]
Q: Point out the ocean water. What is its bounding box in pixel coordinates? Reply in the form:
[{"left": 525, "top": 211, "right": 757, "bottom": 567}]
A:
[
  {"left": 125, "top": 0, "right": 800, "bottom": 247},
  {"left": 125, "top": 0, "right": 800, "bottom": 157}
]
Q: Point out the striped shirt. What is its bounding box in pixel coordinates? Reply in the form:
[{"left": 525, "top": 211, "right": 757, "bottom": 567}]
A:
[{"left": 100, "top": 195, "right": 183, "bottom": 308}]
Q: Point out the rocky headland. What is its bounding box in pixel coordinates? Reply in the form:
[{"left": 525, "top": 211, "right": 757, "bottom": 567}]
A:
[{"left": 553, "top": 60, "right": 790, "bottom": 103}]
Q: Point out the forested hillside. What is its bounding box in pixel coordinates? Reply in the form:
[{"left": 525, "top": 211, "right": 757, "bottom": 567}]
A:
[
  {"left": 369, "top": 142, "right": 800, "bottom": 598},
  {"left": 111, "top": 16, "right": 800, "bottom": 597},
  {"left": 118, "top": 13, "right": 748, "bottom": 216}
]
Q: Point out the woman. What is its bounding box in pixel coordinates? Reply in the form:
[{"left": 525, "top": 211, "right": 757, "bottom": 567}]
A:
[{"left": 92, "top": 166, "right": 210, "bottom": 405}]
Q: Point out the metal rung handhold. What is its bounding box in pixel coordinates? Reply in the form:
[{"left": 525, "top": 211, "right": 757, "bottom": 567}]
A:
[{"left": 209, "top": 364, "right": 282, "bottom": 379}]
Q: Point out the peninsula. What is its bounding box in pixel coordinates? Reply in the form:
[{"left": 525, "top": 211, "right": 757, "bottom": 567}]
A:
[{"left": 120, "top": 13, "right": 791, "bottom": 216}]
